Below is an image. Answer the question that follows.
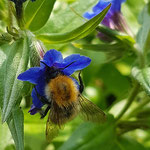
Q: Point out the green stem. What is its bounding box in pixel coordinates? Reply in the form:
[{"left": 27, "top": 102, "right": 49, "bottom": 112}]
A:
[
  {"left": 7, "top": 0, "right": 13, "bottom": 31},
  {"left": 96, "top": 26, "right": 135, "bottom": 47},
  {"left": 117, "top": 120, "right": 150, "bottom": 135},
  {"left": 133, "top": 44, "right": 146, "bottom": 68},
  {"left": 115, "top": 140, "right": 124, "bottom": 150},
  {"left": 115, "top": 82, "right": 140, "bottom": 122},
  {"left": 138, "top": 51, "right": 146, "bottom": 68},
  {"left": 126, "top": 98, "right": 150, "bottom": 119},
  {"left": 96, "top": 26, "right": 123, "bottom": 42}
]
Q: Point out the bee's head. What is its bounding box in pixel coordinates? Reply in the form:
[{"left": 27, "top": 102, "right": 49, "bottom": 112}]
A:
[{"left": 40, "top": 61, "right": 75, "bottom": 83}]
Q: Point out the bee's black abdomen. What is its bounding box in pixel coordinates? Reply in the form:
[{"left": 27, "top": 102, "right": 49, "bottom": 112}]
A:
[{"left": 50, "top": 101, "right": 78, "bottom": 125}]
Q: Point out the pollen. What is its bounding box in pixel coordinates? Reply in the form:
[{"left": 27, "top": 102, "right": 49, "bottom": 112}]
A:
[{"left": 45, "top": 75, "right": 79, "bottom": 107}]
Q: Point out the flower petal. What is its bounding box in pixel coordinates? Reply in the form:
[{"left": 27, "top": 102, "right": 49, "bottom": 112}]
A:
[
  {"left": 31, "top": 88, "right": 43, "bottom": 108},
  {"left": 28, "top": 104, "right": 40, "bottom": 115},
  {"left": 41, "top": 49, "right": 63, "bottom": 67},
  {"left": 63, "top": 54, "right": 91, "bottom": 75},
  {"left": 63, "top": 54, "right": 81, "bottom": 64},
  {"left": 31, "top": 74, "right": 46, "bottom": 108},
  {"left": 111, "top": 0, "right": 126, "bottom": 12},
  {"left": 17, "top": 67, "right": 45, "bottom": 84},
  {"left": 83, "top": 0, "right": 126, "bottom": 26},
  {"left": 53, "top": 62, "right": 67, "bottom": 68},
  {"left": 83, "top": 0, "right": 111, "bottom": 20},
  {"left": 83, "top": 12, "right": 97, "bottom": 19},
  {"left": 93, "top": 1, "right": 110, "bottom": 13}
]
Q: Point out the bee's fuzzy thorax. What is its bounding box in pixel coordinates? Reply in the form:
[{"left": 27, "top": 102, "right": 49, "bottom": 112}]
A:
[{"left": 45, "top": 75, "right": 79, "bottom": 107}]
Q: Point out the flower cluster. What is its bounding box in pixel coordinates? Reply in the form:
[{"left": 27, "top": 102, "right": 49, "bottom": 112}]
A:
[
  {"left": 18, "top": 49, "right": 91, "bottom": 114},
  {"left": 83, "top": 0, "right": 132, "bottom": 41},
  {"left": 84, "top": 0, "right": 126, "bottom": 29}
]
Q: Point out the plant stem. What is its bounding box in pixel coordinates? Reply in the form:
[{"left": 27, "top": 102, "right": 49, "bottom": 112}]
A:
[
  {"left": 117, "top": 119, "right": 150, "bottom": 135},
  {"left": 138, "top": 51, "right": 146, "bottom": 68},
  {"left": 7, "top": 0, "right": 13, "bottom": 31},
  {"left": 115, "top": 82, "right": 140, "bottom": 122},
  {"left": 133, "top": 44, "right": 146, "bottom": 68},
  {"left": 126, "top": 97, "right": 150, "bottom": 119}
]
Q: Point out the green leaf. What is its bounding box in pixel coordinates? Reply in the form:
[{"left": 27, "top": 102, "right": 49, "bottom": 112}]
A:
[
  {"left": 24, "top": 0, "right": 56, "bottom": 31},
  {"left": 58, "top": 115, "right": 115, "bottom": 150},
  {"left": 0, "top": 117, "right": 14, "bottom": 150},
  {"left": 98, "top": 64, "right": 131, "bottom": 100},
  {"left": 137, "top": 2, "right": 150, "bottom": 52},
  {"left": 36, "top": 4, "right": 111, "bottom": 44},
  {"left": 96, "top": 26, "right": 135, "bottom": 47},
  {"left": 0, "top": 33, "right": 12, "bottom": 45},
  {"left": 114, "top": 137, "right": 147, "bottom": 150},
  {"left": 132, "top": 67, "right": 150, "bottom": 95},
  {"left": 0, "top": 38, "right": 30, "bottom": 122},
  {"left": 35, "top": 0, "right": 99, "bottom": 34},
  {"left": 73, "top": 42, "right": 126, "bottom": 52},
  {"left": 0, "top": 45, "right": 8, "bottom": 109},
  {"left": 7, "top": 107, "right": 24, "bottom": 150}
]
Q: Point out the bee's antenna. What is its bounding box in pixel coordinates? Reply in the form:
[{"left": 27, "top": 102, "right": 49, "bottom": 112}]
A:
[
  {"left": 40, "top": 61, "right": 50, "bottom": 68},
  {"left": 61, "top": 61, "right": 76, "bottom": 70},
  {"left": 40, "top": 60, "right": 76, "bottom": 70}
]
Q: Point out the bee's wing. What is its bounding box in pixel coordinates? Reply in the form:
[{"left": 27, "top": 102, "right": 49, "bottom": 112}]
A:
[
  {"left": 46, "top": 113, "right": 60, "bottom": 142},
  {"left": 78, "top": 94, "right": 106, "bottom": 123},
  {"left": 46, "top": 102, "right": 72, "bottom": 142}
]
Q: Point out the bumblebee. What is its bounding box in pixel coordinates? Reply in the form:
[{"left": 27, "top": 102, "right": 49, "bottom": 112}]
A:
[{"left": 34, "top": 62, "right": 106, "bottom": 141}]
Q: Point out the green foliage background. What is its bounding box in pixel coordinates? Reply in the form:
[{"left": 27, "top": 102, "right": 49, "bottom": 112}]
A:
[{"left": 1, "top": 0, "right": 150, "bottom": 150}]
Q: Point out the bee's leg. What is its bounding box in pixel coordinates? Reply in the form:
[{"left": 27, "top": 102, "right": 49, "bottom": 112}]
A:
[
  {"left": 40, "top": 106, "right": 51, "bottom": 119},
  {"left": 78, "top": 71, "right": 84, "bottom": 93},
  {"left": 34, "top": 86, "right": 51, "bottom": 105}
]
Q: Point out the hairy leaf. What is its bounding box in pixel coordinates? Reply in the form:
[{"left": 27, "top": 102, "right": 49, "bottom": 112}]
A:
[
  {"left": 36, "top": 4, "right": 111, "bottom": 44},
  {"left": 132, "top": 67, "right": 150, "bottom": 95},
  {"left": 35, "top": 0, "right": 98, "bottom": 34},
  {"left": 137, "top": 2, "right": 150, "bottom": 52},
  {"left": 7, "top": 107, "right": 24, "bottom": 150},
  {"left": 25, "top": 0, "right": 56, "bottom": 31},
  {"left": 0, "top": 38, "right": 29, "bottom": 122},
  {"left": 73, "top": 42, "right": 126, "bottom": 52}
]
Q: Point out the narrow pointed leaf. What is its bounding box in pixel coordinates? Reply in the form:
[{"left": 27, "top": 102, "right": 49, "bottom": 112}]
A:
[
  {"left": 7, "top": 107, "right": 24, "bottom": 150},
  {"left": 0, "top": 45, "right": 8, "bottom": 109},
  {"left": 25, "top": 0, "right": 56, "bottom": 31},
  {"left": 0, "top": 115, "right": 13, "bottom": 150},
  {"left": 137, "top": 2, "right": 150, "bottom": 52},
  {"left": 132, "top": 67, "right": 150, "bottom": 95},
  {"left": 0, "top": 38, "right": 30, "bottom": 122},
  {"left": 36, "top": 4, "right": 111, "bottom": 44},
  {"left": 73, "top": 42, "right": 129, "bottom": 62},
  {"left": 35, "top": 0, "right": 99, "bottom": 34},
  {"left": 113, "top": 137, "right": 147, "bottom": 150},
  {"left": 96, "top": 26, "right": 135, "bottom": 46},
  {"left": 73, "top": 43, "right": 126, "bottom": 52}
]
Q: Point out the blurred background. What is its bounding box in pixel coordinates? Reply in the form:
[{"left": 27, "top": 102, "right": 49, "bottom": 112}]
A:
[{"left": 1, "top": 0, "right": 150, "bottom": 150}]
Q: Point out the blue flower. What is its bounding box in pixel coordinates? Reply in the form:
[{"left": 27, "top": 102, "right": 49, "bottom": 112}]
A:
[
  {"left": 18, "top": 49, "right": 91, "bottom": 115},
  {"left": 83, "top": 0, "right": 126, "bottom": 28}
]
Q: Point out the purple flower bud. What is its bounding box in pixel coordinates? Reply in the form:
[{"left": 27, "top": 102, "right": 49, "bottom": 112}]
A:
[{"left": 84, "top": 0, "right": 132, "bottom": 41}]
